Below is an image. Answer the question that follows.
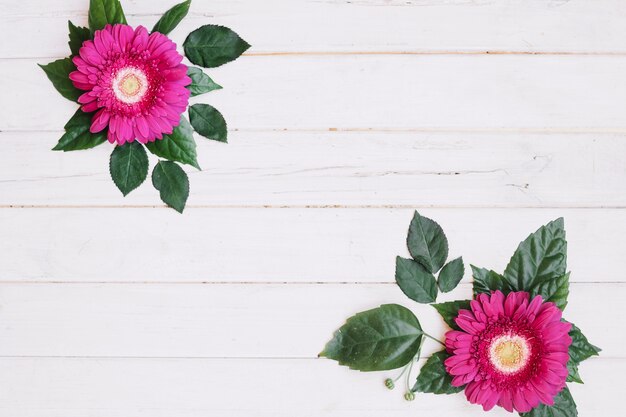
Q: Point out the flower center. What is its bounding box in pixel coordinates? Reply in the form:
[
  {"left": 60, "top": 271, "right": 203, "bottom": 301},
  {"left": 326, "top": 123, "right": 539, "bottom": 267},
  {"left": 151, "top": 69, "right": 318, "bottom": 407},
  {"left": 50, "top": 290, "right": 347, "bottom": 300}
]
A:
[
  {"left": 112, "top": 67, "right": 148, "bottom": 104},
  {"left": 489, "top": 334, "right": 530, "bottom": 374}
]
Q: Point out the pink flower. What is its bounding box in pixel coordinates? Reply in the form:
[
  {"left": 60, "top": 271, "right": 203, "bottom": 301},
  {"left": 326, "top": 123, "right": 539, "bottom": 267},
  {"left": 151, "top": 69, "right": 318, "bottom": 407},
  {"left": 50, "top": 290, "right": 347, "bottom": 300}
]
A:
[
  {"left": 444, "top": 291, "right": 572, "bottom": 413},
  {"left": 70, "top": 24, "right": 191, "bottom": 145}
]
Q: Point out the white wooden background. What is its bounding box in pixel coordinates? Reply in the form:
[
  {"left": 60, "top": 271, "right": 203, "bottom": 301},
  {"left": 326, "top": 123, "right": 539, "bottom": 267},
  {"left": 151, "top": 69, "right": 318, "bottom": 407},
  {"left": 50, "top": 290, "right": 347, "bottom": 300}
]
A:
[{"left": 0, "top": 0, "right": 625, "bottom": 416}]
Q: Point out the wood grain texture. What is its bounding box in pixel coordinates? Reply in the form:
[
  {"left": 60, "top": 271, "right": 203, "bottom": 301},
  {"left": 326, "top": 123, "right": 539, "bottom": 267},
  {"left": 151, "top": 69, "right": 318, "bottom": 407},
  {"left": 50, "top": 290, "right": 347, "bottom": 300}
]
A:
[
  {"left": 3, "top": 0, "right": 626, "bottom": 57},
  {"left": 0, "top": 357, "right": 618, "bottom": 417},
  {"left": 2, "top": 132, "right": 625, "bottom": 207},
  {"left": 1, "top": 208, "right": 623, "bottom": 283},
  {"left": 6, "top": 55, "right": 626, "bottom": 131}
]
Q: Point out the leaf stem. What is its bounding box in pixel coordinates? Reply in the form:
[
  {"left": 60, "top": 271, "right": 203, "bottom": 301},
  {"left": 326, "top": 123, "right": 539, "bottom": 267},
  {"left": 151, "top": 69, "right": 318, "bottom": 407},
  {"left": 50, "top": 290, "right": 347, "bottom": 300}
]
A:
[{"left": 423, "top": 332, "right": 445, "bottom": 347}]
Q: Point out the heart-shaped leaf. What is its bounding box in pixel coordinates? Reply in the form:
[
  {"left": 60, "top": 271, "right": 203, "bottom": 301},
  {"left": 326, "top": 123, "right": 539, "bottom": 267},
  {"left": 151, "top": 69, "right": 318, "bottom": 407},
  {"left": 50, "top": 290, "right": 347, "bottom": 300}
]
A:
[
  {"left": 432, "top": 300, "right": 471, "bottom": 330},
  {"left": 406, "top": 211, "right": 448, "bottom": 273},
  {"left": 412, "top": 351, "right": 464, "bottom": 395},
  {"left": 183, "top": 24, "right": 250, "bottom": 68},
  {"left": 68, "top": 21, "right": 91, "bottom": 56},
  {"left": 89, "top": 0, "right": 127, "bottom": 33},
  {"left": 109, "top": 142, "right": 148, "bottom": 196},
  {"left": 53, "top": 109, "right": 107, "bottom": 151},
  {"left": 320, "top": 304, "right": 423, "bottom": 372},
  {"left": 145, "top": 116, "right": 200, "bottom": 169},
  {"left": 152, "top": 160, "right": 189, "bottom": 213},
  {"left": 187, "top": 66, "right": 222, "bottom": 97},
  {"left": 39, "top": 58, "right": 82, "bottom": 102},
  {"left": 395, "top": 257, "right": 438, "bottom": 304},
  {"left": 438, "top": 256, "right": 464, "bottom": 293},
  {"left": 189, "top": 103, "right": 228, "bottom": 142},
  {"left": 152, "top": 0, "right": 191, "bottom": 35}
]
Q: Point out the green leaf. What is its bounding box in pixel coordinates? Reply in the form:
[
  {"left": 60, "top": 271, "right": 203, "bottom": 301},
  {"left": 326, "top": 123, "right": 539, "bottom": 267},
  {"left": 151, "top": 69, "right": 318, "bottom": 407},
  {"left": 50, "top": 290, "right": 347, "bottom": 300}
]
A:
[
  {"left": 432, "top": 300, "right": 471, "bottom": 330},
  {"left": 503, "top": 218, "right": 567, "bottom": 293},
  {"left": 471, "top": 265, "right": 512, "bottom": 296},
  {"left": 183, "top": 24, "right": 250, "bottom": 68},
  {"left": 89, "top": 0, "right": 127, "bottom": 33},
  {"left": 566, "top": 362, "right": 583, "bottom": 384},
  {"left": 68, "top": 21, "right": 91, "bottom": 56},
  {"left": 320, "top": 304, "right": 423, "bottom": 372},
  {"left": 406, "top": 211, "right": 448, "bottom": 273},
  {"left": 145, "top": 116, "right": 200, "bottom": 170},
  {"left": 188, "top": 103, "right": 228, "bottom": 142},
  {"left": 565, "top": 323, "right": 600, "bottom": 385},
  {"left": 109, "top": 142, "right": 149, "bottom": 196},
  {"left": 395, "top": 257, "right": 438, "bottom": 304},
  {"left": 438, "top": 256, "right": 464, "bottom": 292},
  {"left": 39, "top": 58, "right": 82, "bottom": 102},
  {"left": 531, "top": 272, "right": 570, "bottom": 311},
  {"left": 152, "top": 161, "right": 190, "bottom": 213},
  {"left": 187, "top": 66, "right": 222, "bottom": 97},
  {"left": 519, "top": 387, "right": 577, "bottom": 417},
  {"left": 52, "top": 109, "right": 107, "bottom": 151},
  {"left": 152, "top": 0, "right": 191, "bottom": 35},
  {"left": 412, "top": 351, "right": 464, "bottom": 394}
]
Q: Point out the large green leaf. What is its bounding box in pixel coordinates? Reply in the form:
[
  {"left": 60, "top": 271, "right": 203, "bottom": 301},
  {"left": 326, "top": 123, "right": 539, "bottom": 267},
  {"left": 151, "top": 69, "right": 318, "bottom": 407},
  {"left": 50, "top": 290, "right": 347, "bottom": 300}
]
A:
[
  {"left": 531, "top": 272, "right": 569, "bottom": 311},
  {"left": 39, "top": 58, "right": 82, "bottom": 102},
  {"left": 109, "top": 142, "right": 148, "bottom": 196},
  {"left": 89, "top": 0, "right": 127, "bottom": 33},
  {"left": 519, "top": 387, "right": 577, "bottom": 417},
  {"left": 152, "top": 161, "right": 189, "bottom": 213},
  {"left": 53, "top": 109, "right": 107, "bottom": 151},
  {"left": 406, "top": 211, "right": 448, "bottom": 273},
  {"left": 438, "top": 256, "right": 464, "bottom": 293},
  {"left": 471, "top": 265, "right": 512, "bottom": 296},
  {"left": 152, "top": 0, "right": 191, "bottom": 35},
  {"left": 145, "top": 117, "right": 200, "bottom": 169},
  {"left": 395, "top": 257, "right": 438, "bottom": 304},
  {"left": 412, "top": 351, "right": 464, "bottom": 394},
  {"left": 432, "top": 300, "right": 471, "bottom": 330},
  {"left": 320, "top": 304, "right": 423, "bottom": 372},
  {"left": 187, "top": 66, "right": 222, "bottom": 97},
  {"left": 503, "top": 218, "right": 567, "bottom": 293},
  {"left": 189, "top": 103, "right": 228, "bottom": 142},
  {"left": 68, "top": 21, "right": 91, "bottom": 56},
  {"left": 183, "top": 24, "right": 250, "bottom": 68},
  {"left": 565, "top": 323, "right": 600, "bottom": 383}
]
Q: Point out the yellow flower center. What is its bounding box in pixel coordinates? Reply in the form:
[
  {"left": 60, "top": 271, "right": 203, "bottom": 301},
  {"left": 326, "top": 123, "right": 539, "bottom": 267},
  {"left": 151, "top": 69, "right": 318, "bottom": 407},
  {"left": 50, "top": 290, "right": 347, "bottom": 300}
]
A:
[
  {"left": 489, "top": 334, "right": 529, "bottom": 374},
  {"left": 112, "top": 67, "right": 148, "bottom": 104}
]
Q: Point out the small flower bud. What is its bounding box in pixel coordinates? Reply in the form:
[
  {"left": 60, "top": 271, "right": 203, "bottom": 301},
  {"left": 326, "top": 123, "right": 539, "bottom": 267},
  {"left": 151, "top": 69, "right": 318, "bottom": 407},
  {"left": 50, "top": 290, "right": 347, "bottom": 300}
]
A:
[
  {"left": 384, "top": 378, "right": 395, "bottom": 390},
  {"left": 404, "top": 391, "right": 415, "bottom": 401}
]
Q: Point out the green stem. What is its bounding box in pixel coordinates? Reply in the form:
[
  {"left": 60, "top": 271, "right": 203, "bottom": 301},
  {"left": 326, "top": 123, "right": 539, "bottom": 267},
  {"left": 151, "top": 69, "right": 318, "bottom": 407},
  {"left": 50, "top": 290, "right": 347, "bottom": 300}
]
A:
[{"left": 423, "top": 332, "right": 445, "bottom": 347}]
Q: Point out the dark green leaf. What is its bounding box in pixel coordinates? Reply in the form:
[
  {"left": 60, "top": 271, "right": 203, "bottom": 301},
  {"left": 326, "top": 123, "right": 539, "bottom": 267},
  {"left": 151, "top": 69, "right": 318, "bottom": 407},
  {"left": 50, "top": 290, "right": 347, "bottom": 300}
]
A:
[
  {"left": 531, "top": 272, "right": 569, "bottom": 311},
  {"left": 109, "top": 142, "right": 148, "bottom": 196},
  {"left": 152, "top": 0, "right": 191, "bottom": 35},
  {"left": 519, "top": 387, "right": 577, "bottom": 417},
  {"left": 565, "top": 323, "right": 600, "bottom": 385},
  {"left": 438, "top": 256, "right": 464, "bottom": 292},
  {"left": 406, "top": 211, "right": 448, "bottom": 273},
  {"left": 566, "top": 362, "right": 583, "bottom": 384},
  {"left": 503, "top": 218, "right": 567, "bottom": 293},
  {"left": 412, "top": 351, "right": 464, "bottom": 394},
  {"left": 320, "top": 304, "right": 423, "bottom": 372},
  {"left": 432, "top": 300, "right": 471, "bottom": 330},
  {"left": 187, "top": 66, "right": 222, "bottom": 97},
  {"left": 188, "top": 103, "right": 228, "bottom": 142},
  {"left": 152, "top": 161, "right": 189, "bottom": 213},
  {"left": 395, "top": 257, "right": 438, "bottom": 304},
  {"left": 38, "top": 58, "right": 82, "bottom": 102},
  {"left": 471, "top": 265, "right": 512, "bottom": 296},
  {"left": 145, "top": 116, "right": 200, "bottom": 169},
  {"left": 89, "top": 0, "right": 127, "bottom": 33},
  {"left": 183, "top": 24, "right": 250, "bottom": 68},
  {"left": 53, "top": 109, "right": 107, "bottom": 151},
  {"left": 68, "top": 21, "right": 91, "bottom": 56}
]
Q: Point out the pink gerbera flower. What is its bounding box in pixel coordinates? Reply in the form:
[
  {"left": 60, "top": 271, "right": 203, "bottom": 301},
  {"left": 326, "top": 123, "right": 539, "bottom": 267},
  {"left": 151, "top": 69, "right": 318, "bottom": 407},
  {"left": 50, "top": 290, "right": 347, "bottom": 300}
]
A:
[
  {"left": 444, "top": 291, "right": 572, "bottom": 413},
  {"left": 69, "top": 24, "right": 191, "bottom": 145}
]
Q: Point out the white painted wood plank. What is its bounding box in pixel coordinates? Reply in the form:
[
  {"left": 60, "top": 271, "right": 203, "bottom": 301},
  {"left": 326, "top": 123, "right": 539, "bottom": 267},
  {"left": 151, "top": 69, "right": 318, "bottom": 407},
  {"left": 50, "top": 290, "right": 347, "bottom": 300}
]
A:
[
  {"left": 5, "top": 55, "right": 626, "bottom": 131},
  {"left": 0, "top": 356, "right": 617, "bottom": 417},
  {"left": 1, "top": 208, "right": 623, "bottom": 283},
  {"left": 2, "top": 132, "right": 625, "bottom": 207},
  {"left": 3, "top": 0, "right": 626, "bottom": 57},
  {"left": 0, "top": 282, "right": 616, "bottom": 358}
]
